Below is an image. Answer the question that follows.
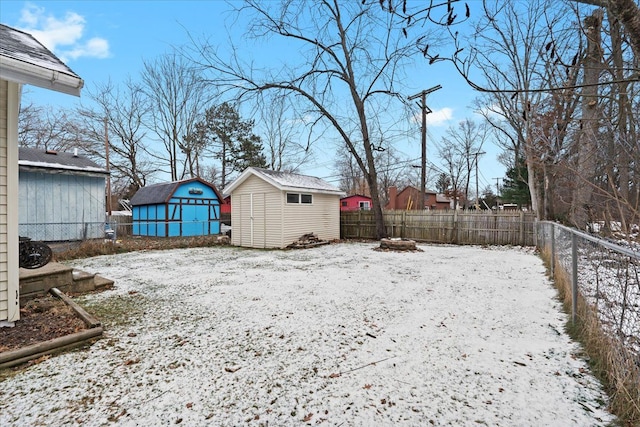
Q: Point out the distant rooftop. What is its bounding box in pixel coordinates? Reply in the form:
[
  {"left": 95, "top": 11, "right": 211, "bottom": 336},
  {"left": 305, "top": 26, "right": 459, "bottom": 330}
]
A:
[{"left": 18, "top": 147, "right": 108, "bottom": 175}]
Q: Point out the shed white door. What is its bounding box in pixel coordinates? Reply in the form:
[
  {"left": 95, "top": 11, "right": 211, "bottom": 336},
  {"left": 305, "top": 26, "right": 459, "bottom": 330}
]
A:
[{"left": 240, "top": 193, "right": 266, "bottom": 248}]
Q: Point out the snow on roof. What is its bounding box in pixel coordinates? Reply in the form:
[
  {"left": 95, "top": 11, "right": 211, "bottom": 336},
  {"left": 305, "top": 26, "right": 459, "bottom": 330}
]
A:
[
  {"left": 130, "top": 181, "right": 182, "bottom": 206},
  {"left": 0, "top": 24, "right": 83, "bottom": 96},
  {"left": 224, "top": 167, "right": 344, "bottom": 195},
  {"left": 130, "top": 178, "right": 221, "bottom": 206},
  {"left": 18, "top": 147, "right": 108, "bottom": 175}
]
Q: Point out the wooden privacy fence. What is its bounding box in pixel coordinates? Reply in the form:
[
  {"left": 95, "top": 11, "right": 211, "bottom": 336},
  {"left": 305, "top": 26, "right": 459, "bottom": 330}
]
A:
[{"left": 341, "top": 210, "right": 537, "bottom": 246}]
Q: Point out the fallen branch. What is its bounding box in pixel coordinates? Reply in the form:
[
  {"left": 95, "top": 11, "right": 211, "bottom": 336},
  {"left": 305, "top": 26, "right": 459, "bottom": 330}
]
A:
[{"left": 329, "top": 356, "right": 396, "bottom": 378}]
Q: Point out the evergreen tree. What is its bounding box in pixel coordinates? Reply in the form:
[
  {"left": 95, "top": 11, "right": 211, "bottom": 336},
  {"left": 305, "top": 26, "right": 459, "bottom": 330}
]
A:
[{"left": 501, "top": 160, "right": 531, "bottom": 208}]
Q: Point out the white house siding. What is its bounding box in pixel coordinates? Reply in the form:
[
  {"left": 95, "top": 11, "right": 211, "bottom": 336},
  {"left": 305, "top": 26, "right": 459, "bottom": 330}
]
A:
[
  {"left": 282, "top": 192, "right": 340, "bottom": 245},
  {"left": 0, "top": 79, "right": 19, "bottom": 323},
  {"left": 19, "top": 171, "right": 106, "bottom": 241}
]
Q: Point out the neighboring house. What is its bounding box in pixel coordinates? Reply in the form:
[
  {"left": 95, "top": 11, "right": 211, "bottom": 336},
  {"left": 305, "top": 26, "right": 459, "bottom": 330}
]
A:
[
  {"left": 340, "top": 194, "right": 372, "bottom": 212},
  {"left": 224, "top": 167, "right": 344, "bottom": 248},
  {"left": 385, "top": 186, "right": 452, "bottom": 210},
  {"left": 19, "top": 147, "right": 109, "bottom": 241},
  {"left": 0, "top": 24, "right": 83, "bottom": 325},
  {"left": 130, "top": 178, "right": 223, "bottom": 237},
  {"left": 220, "top": 195, "right": 231, "bottom": 214}
]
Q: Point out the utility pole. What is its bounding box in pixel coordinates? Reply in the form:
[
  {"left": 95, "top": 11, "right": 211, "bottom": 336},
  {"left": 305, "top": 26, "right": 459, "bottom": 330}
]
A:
[
  {"left": 105, "top": 117, "right": 112, "bottom": 216},
  {"left": 472, "top": 151, "right": 486, "bottom": 209},
  {"left": 408, "top": 85, "right": 441, "bottom": 210}
]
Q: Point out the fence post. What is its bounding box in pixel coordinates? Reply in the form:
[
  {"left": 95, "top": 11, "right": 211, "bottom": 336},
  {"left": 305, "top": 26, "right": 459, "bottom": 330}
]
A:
[
  {"left": 453, "top": 210, "right": 458, "bottom": 244},
  {"left": 357, "top": 211, "right": 361, "bottom": 239},
  {"left": 401, "top": 211, "right": 406, "bottom": 239},
  {"left": 571, "top": 232, "right": 578, "bottom": 323},
  {"left": 519, "top": 211, "right": 525, "bottom": 245},
  {"left": 550, "top": 224, "right": 555, "bottom": 276}
]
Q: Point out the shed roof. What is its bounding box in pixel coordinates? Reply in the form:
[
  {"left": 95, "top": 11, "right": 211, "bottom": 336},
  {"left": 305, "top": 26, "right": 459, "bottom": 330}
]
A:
[
  {"left": 19, "top": 147, "right": 109, "bottom": 175},
  {"left": 130, "top": 178, "right": 222, "bottom": 206},
  {"left": 0, "top": 24, "right": 83, "bottom": 96},
  {"left": 224, "top": 167, "right": 344, "bottom": 196}
]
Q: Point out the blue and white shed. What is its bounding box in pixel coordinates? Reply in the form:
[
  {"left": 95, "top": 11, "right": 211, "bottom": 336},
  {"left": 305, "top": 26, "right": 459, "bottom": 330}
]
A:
[
  {"left": 19, "top": 147, "right": 108, "bottom": 241},
  {"left": 130, "top": 178, "right": 223, "bottom": 237}
]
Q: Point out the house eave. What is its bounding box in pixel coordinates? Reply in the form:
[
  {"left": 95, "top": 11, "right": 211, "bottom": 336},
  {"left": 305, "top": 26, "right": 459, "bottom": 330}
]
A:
[
  {"left": 0, "top": 56, "right": 83, "bottom": 96},
  {"left": 19, "top": 161, "right": 109, "bottom": 176}
]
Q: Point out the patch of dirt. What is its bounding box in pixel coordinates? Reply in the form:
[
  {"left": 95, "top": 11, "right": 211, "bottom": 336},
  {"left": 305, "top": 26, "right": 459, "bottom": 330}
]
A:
[{"left": 0, "top": 295, "right": 87, "bottom": 353}]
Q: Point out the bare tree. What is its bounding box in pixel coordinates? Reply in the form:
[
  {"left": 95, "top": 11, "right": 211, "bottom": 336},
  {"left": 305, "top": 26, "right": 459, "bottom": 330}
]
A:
[
  {"left": 18, "top": 102, "right": 81, "bottom": 152},
  {"left": 76, "top": 78, "right": 156, "bottom": 199},
  {"left": 439, "top": 119, "right": 489, "bottom": 208},
  {"left": 467, "top": 0, "right": 579, "bottom": 219},
  {"left": 570, "top": 9, "right": 605, "bottom": 228},
  {"left": 189, "top": 0, "right": 427, "bottom": 239},
  {"left": 256, "top": 92, "right": 313, "bottom": 173},
  {"left": 576, "top": 0, "right": 640, "bottom": 56},
  {"left": 141, "top": 52, "right": 211, "bottom": 181}
]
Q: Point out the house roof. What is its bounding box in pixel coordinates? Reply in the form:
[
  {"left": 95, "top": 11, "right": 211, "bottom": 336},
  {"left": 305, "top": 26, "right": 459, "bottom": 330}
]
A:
[
  {"left": 340, "top": 194, "right": 372, "bottom": 200},
  {"left": 19, "top": 147, "right": 109, "bottom": 175},
  {"left": 224, "top": 167, "right": 345, "bottom": 196},
  {"left": 398, "top": 185, "right": 438, "bottom": 196},
  {"left": 130, "top": 178, "right": 222, "bottom": 206},
  {"left": 0, "top": 24, "right": 83, "bottom": 96}
]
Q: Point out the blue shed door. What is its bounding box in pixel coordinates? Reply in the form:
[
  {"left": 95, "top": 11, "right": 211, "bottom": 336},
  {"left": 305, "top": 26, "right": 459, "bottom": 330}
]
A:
[{"left": 181, "top": 204, "right": 207, "bottom": 236}]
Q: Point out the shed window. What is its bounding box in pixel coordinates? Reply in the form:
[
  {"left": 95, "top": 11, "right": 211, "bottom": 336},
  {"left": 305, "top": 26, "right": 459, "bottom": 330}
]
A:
[{"left": 287, "top": 193, "right": 313, "bottom": 204}]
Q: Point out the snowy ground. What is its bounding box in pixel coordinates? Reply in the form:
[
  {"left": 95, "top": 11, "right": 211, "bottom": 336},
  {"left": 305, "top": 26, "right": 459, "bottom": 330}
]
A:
[{"left": 0, "top": 242, "right": 618, "bottom": 426}]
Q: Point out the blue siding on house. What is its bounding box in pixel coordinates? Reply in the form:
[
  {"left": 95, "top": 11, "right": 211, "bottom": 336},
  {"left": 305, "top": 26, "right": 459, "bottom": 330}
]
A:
[
  {"left": 131, "top": 179, "right": 221, "bottom": 237},
  {"left": 19, "top": 170, "right": 106, "bottom": 241}
]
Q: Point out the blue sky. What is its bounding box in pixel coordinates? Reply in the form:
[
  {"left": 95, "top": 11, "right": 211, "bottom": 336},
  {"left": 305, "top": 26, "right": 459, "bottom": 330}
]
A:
[{"left": 1, "top": 0, "right": 506, "bottom": 191}]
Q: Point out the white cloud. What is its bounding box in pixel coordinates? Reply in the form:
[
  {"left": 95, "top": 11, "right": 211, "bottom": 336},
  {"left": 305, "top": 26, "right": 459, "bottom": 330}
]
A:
[
  {"left": 63, "top": 37, "right": 111, "bottom": 60},
  {"left": 17, "top": 3, "right": 110, "bottom": 62},
  {"left": 425, "top": 107, "right": 453, "bottom": 127}
]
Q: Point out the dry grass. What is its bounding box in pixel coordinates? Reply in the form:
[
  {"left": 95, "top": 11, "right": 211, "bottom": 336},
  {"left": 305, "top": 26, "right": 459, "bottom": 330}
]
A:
[
  {"left": 53, "top": 235, "right": 228, "bottom": 262},
  {"left": 540, "top": 247, "right": 640, "bottom": 427}
]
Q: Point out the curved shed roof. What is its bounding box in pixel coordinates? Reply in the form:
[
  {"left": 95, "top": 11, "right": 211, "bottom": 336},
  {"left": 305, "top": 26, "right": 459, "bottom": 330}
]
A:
[{"left": 130, "top": 178, "right": 222, "bottom": 206}]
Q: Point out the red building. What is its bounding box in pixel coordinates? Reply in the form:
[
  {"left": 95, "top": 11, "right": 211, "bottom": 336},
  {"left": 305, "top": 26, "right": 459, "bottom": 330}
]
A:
[
  {"left": 220, "top": 195, "right": 231, "bottom": 214},
  {"left": 340, "top": 194, "right": 372, "bottom": 211},
  {"left": 385, "top": 186, "right": 452, "bottom": 210}
]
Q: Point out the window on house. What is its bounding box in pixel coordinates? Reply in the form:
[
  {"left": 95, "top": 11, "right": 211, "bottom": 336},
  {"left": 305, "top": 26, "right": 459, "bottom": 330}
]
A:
[
  {"left": 341, "top": 201, "right": 348, "bottom": 207},
  {"left": 287, "top": 193, "right": 300, "bottom": 203},
  {"left": 301, "top": 194, "right": 313, "bottom": 204},
  {"left": 359, "top": 201, "right": 370, "bottom": 210}
]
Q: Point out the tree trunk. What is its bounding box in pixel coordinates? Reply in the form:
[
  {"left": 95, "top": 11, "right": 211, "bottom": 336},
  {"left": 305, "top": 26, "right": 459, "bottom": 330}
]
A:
[{"left": 571, "top": 9, "right": 604, "bottom": 229}]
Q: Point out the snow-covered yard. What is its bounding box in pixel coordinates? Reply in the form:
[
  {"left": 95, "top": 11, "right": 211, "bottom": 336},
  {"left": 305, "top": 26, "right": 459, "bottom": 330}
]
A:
[{"left": 0, "top": 242, "right": 618, "bottom": 426}]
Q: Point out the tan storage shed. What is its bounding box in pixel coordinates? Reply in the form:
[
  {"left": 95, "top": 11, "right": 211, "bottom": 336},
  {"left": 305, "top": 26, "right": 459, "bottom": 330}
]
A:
[{"left": 224, "top": 167, "right": 343, "bottom": 248}]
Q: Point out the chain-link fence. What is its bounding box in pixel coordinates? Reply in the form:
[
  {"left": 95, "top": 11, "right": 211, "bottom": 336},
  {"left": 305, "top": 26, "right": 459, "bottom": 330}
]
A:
[
  {"left": 536, "top": 221, "right": 640, "bottom": 422},
  {"left": 20, "top": 216, "right": 228, "bottom": 242},
  {"left": 19, "top": 222, "right": 107, "bottom": 242}
]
